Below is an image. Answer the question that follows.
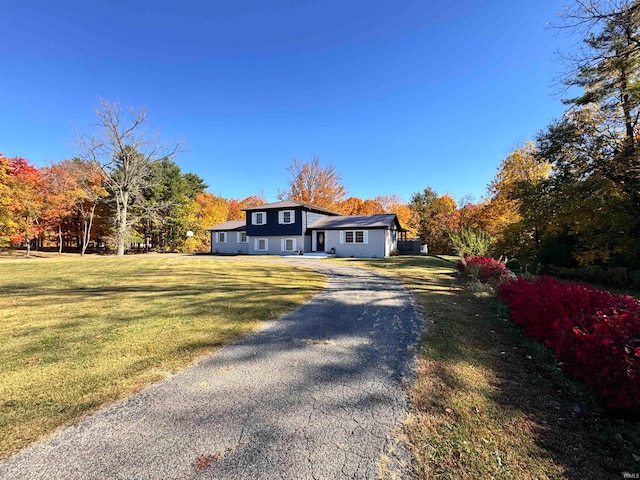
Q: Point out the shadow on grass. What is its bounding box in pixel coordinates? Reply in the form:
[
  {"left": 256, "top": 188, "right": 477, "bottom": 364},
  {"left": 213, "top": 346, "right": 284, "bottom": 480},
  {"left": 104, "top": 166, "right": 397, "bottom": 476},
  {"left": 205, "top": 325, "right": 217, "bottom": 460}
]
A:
[{"left": 0, "top": 261, "right": 421, "bottom": 479}]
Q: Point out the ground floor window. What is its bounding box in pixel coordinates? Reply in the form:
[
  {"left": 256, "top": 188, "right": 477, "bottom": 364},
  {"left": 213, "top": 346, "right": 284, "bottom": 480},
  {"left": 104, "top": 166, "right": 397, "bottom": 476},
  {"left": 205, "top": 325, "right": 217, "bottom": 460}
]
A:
[
  {"left": 343, "top": 230, "right": 368, "bottom": 244},
  {"left": 256, "top": 238, "right": 268, "bottom": 251},
  {"left": 217, "top": 232, "right": 227, "bottom": 243},
  {"left": 282, "top": 238, "right": 296, "bottom": 251},
  {"left": 238, "top": 231, "right": 247, "bottom": 243}
]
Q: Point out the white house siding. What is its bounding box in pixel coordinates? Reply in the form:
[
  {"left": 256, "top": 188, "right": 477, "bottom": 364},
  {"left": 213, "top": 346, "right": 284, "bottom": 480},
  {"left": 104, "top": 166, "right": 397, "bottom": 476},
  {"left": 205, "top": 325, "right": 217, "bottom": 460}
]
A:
[
  {"left": 385, "top": 229, "right": 399, "bottom": 256},
  {"left": 210, "top": 231, "right": 249, "bottom": 254},
  {"left": 248, "top": 235, "right": 306, "bottom": 255},
  {"left": 323, "top": 229, "right": 388, "bottom": 258}
]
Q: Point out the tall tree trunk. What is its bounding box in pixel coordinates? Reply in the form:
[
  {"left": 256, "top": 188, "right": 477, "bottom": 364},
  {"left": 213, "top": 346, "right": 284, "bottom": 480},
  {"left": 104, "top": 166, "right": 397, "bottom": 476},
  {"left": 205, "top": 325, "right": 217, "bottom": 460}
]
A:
[
  {"left": 116, "top": 191, "right": 129, "bottom": 256},
  {"left": 58, "top": 224, "right": 63, "bottom": 254},
  {"left": 81, "top": 204, "right": 96, "bottom": 256}
]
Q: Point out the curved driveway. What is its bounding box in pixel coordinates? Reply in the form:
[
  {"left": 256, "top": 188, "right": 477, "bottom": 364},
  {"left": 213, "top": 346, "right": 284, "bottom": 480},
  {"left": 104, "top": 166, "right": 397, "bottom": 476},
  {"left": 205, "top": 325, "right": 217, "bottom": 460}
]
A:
[{"left": 0, "top": 259, "right": 423, "bottom": 479}]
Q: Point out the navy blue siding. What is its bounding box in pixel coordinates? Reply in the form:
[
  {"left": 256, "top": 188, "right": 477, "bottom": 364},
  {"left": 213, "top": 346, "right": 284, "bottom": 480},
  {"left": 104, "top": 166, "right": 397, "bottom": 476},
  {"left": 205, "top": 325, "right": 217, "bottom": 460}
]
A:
[{"left": 246, "top": 207, "right": 304, "bottom": 236}]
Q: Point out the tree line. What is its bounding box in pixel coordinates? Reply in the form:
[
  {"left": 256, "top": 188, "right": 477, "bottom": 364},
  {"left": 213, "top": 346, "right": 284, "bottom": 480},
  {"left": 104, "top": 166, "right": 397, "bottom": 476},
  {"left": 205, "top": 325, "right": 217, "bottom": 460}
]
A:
[
  {"left": 0, "top": 99, "right": 564, "bottom": 259},
  {"left": 0, "top": 149, "right": 269, "bottom": 255},
  {"left": 477, "top": 1, "right": 640, "bottom": 271}
]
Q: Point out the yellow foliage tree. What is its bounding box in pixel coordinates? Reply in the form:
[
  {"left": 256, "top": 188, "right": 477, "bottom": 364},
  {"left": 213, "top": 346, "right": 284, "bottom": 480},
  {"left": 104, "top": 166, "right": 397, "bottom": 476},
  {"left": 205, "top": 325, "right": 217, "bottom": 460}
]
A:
[
  {"left": 374, "top": 194, "right": 417, "bottom": 237},
  {"left": 183, "top": 193, "right": 229, "bottom": 253},
  {"left": 484, "top": 142, "right": 550, "bottom": 237}
]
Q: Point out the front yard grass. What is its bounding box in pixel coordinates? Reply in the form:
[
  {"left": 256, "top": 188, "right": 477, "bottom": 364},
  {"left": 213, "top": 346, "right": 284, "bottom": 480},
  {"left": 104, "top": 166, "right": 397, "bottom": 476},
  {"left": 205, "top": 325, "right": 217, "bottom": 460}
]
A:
[
  {"left": 340, "top": 255, "right": 640, "bottom": 480},
  {"left": 0, "top": 255, "right": 324, "bottom": 459}
]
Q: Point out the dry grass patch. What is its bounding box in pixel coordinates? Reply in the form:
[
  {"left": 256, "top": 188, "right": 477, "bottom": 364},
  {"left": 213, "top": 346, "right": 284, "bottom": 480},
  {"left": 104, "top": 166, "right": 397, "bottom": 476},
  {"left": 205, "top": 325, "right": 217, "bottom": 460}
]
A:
[
  {"left": 0, "top": 255, "right": 324, "bottom": 458},
  {"left": 338, "top": 256, "right": 640, "bottom": 479}
]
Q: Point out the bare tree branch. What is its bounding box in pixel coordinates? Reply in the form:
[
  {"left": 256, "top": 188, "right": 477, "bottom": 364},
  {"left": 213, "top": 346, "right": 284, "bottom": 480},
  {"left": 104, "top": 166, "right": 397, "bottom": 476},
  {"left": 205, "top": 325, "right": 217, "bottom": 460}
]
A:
[{"left": 77, "top": 98, "right": 182, "bottom": 255}]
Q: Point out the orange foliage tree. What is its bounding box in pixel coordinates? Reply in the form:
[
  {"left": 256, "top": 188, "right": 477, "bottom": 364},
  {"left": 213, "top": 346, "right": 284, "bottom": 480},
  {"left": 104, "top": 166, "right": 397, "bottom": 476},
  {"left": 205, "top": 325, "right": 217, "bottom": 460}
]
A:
[
  {"left": 375, "top": 194, "right": 417, "bottom": 237},
  {"left": 277, "top": 156, "right": 346, "bottom": 209},
  {"left": 0, "top": 154, "right": 11, "bottom": 240},
  {"left": 335, "top": 197, "right": 364, "bottom": 215},
  {"left": 3, "top": 157, "right": 44, "bottom": 255},
  {"left": 227, "top": 193, "right": 266, "bottom": 220},
  {"left": 410, "top": 188, "right": 459, "bottom": 254},
  {"left": 42, "top": 162, "right": 83, "bottom": 254}
]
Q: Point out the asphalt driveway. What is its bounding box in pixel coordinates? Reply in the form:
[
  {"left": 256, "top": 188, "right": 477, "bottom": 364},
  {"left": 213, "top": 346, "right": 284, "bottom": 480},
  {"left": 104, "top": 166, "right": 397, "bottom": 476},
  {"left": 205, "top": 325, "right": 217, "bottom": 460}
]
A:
[{"left": 0, "top": 259, "right": 423, "bottom": 479}]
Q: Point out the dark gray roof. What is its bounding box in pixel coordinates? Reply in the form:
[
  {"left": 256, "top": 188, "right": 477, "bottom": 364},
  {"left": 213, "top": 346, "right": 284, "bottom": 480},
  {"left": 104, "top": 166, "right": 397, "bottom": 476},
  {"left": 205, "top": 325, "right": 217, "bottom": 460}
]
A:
[
  {"left": 243, "top": 200, "right": 339, "bottom": 216},
  {"left": 309, "top": 214, "right": 400, "bottom": 230},
  {"left": 206, "top": 220, "right": 246, "bottom": 231}
]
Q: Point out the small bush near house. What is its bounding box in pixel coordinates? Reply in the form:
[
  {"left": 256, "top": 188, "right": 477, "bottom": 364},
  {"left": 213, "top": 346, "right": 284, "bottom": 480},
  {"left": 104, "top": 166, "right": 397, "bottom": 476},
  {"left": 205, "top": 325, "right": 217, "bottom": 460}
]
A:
[
  {"left": 457, "top": 255, "right": 513, "bottom": 287},
  {"left": 499, "top": 276, "right": 640, "bottom": 412},
  {"left": 448, "top": 227, "right": 493, "bottom": 258}
]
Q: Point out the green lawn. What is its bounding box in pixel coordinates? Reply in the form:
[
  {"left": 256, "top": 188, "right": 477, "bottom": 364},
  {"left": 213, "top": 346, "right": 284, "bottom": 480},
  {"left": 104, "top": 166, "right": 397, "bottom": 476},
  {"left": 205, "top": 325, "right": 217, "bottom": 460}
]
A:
[
  {"left": 0, "top": 255, "right": 324, "bottom": 458},
  {"left": 337, "top": 255, "right": 640, "bottom": 480}
]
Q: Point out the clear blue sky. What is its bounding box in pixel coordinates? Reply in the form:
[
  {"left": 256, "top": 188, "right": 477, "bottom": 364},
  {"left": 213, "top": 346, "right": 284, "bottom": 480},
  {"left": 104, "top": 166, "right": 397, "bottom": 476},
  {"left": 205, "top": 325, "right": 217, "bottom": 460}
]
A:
[{"left": 1, "top": 0, "right": 579, "bottom": 203}]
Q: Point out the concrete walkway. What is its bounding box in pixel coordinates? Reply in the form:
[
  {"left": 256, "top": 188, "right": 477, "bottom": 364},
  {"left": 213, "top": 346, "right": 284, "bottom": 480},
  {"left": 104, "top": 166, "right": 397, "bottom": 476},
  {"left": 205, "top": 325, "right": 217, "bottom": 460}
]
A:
[{"left": 0, "top": 260, "right": 423, "bottom": 479}]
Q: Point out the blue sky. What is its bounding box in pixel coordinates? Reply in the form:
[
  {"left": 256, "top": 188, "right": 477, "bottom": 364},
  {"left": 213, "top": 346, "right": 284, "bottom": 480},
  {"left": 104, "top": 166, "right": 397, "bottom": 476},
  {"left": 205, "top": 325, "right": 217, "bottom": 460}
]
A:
[{"left": 1, "top": 0, "right": 579, "bottom": 203}]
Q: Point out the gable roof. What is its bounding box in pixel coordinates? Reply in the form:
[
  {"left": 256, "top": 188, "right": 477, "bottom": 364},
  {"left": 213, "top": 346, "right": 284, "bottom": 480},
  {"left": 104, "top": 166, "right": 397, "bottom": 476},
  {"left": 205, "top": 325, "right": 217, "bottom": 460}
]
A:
[
  {"left": 309, "top": 214, "right": 401, "bottom": 230},
  {"left": 206, "top": 220, "right": 246, "bottom": 231},
  {"left": 243, "top": 200, "right": 339, "bottom": 216}
]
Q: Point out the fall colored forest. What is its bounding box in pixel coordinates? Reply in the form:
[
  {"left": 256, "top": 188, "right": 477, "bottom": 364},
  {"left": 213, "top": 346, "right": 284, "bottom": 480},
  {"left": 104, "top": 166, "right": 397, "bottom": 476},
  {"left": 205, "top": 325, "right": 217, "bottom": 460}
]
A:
[{"left": 0, "top": 144, "right": 516, "bottom": 258}]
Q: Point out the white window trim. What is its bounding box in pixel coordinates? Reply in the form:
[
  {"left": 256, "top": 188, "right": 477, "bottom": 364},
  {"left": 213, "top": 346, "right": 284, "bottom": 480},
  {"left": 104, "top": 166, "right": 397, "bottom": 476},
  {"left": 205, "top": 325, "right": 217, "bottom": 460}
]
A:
[
  {"left": 218, "top": 232, "right": 227, "bottom": 243},
  {"left": 255, "top": 238, "right": 269, "bottom": 252},
  {"left": 237, "top": 231, "right": 248, "bottom": 243},
  {"left": 281, "top": 238, "right": 297, "bottom": 252},
  {"left": 252, "top": 211, "right": 267, "bottom": 225},
  {"left": 278, "top": 210, "right": 295, "bottom": 225},
  {"left": 339, "top": 230, "right": 369, "bottom": 244}
]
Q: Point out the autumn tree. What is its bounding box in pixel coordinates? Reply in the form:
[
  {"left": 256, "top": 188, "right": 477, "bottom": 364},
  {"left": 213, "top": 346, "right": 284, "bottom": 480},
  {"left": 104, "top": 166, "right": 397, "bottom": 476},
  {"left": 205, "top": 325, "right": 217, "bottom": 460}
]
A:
[
  {"left": 41, "top": 163, "right": 84, "bottom": 254},
  {"left": 183, "top": 193, "right": 229, "bottom": 253},
  {"left": 64, "top": 159, "right": 109, "bottom": 255},
  {"left": 227, "top": 193, "right": 266, "bottom": 220},
  {"left": 532, "top": 105, "right": 638, "bottom": 266},
  {"left": 0, "top": 154, "right": 11, "bottom": 242},
  {"left": 410, "top": 188, "right": 459, "bottom": 254},
  {"left": 483, "top": 142, "right": 551, "bottom": 237},
  {"left": 335, "top": 197, "right": 364, "bottom": 215},
  {"left": 4, "top": 157, "right": 44, "bottom": 255},
  {"left": 78, "top": 99, "right": 180, "bottom": 255},
  {"left": 485, "top": 1, "right": 640, "bottom": 267},
  {"left": 277, "top": 156, "right": 346, "bottom": 209},
  {"left": 374, "top": 194, "right": 417, "bottom": 236}
]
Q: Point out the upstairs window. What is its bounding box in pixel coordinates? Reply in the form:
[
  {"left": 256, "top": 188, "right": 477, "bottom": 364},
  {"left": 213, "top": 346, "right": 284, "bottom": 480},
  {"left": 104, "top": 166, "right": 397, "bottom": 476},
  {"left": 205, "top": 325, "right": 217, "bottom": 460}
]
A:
[
  {"left": 278, "top": 210, "right": 295, "bottom": 224},
  {"left": 252, "top": 212, "right": 266, "bottom": 225}
]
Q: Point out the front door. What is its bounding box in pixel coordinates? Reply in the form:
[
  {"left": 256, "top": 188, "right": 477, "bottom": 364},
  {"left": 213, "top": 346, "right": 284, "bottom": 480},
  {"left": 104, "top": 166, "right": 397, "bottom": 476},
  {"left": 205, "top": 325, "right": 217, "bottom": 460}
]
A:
[{"left": 316, "top": 232, "right": 325, "bottom": 252}]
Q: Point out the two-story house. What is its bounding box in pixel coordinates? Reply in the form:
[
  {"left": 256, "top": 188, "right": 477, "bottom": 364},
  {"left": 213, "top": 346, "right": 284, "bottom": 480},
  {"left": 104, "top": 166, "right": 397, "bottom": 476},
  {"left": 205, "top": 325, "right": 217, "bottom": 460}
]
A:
[{"left": 207, "top": 200, "right": 403, "bottom": 258}]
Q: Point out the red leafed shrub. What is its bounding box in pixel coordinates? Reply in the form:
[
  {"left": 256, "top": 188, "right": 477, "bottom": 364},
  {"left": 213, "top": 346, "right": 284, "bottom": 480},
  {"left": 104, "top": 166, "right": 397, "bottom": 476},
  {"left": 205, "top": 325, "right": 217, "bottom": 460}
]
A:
[
  {"left": 499, "top": 276, "right": 640, "bottom": 412},
  {"left": 458, "top": 255, "right": 512, "bottom": 285}
]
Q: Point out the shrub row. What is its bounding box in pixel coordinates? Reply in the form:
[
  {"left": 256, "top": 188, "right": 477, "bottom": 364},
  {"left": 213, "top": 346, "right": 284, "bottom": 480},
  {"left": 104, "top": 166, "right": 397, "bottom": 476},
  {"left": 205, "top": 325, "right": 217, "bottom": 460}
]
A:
[
  {"left": 499, "top": 276, "right": 640, "bottom": 412},
  {"left": 457, "top": 255, "right": 513, "bottom": 285}
]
